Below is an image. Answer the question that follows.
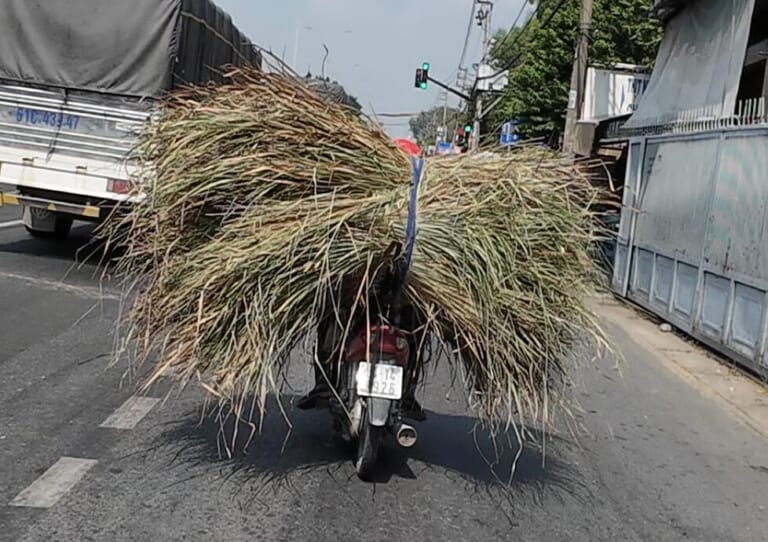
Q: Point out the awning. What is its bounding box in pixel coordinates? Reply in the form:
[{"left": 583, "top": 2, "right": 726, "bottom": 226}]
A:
[{"left": 624, "top": 0, "right": 755, "bottom": 129}]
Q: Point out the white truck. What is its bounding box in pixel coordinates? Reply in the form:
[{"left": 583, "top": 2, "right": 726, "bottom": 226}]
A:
[{"left": 0, "top": 0, "right": 260, "bottom": 239}]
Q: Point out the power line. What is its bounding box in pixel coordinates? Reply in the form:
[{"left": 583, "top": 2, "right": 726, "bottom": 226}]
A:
[
  {"left": 408, "top": 1, "right": 475, "bottom": 143},
  {"left": 375, "top": 112, "right": 425, "bottom": 117},
  {"left": 476, "top": 2, "right": 544, "bottom": 82},
  {"left": 477, "top": 0, "right": 570, "bottom": 82},
  {"left": 508, "top": 0, "right": 530, "bottom": 30},
  {"left": 456, "top": 0, "right": 478, "bottom": 73},
  {"left": 488, "top": 0, "right": 530, "bottom": 55}
]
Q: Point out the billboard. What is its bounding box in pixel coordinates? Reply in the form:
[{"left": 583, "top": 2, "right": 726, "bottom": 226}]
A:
[{"left": 581, "top": 67, "right": 651, "bottom": 121}]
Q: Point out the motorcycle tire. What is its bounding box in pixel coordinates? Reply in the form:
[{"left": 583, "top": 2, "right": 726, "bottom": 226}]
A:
[{"left": 355, "top": 422, "right": 382, "bottom": 481}]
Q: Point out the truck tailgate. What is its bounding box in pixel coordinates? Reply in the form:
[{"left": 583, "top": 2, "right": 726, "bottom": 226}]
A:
[{"left": 0, "top": 81, "right": 151, "bottom": 202}]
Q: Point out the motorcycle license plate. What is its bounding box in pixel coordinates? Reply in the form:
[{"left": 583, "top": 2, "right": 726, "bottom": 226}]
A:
[{"left": 355, "top": 362, "right": 403, "bottom": 400}]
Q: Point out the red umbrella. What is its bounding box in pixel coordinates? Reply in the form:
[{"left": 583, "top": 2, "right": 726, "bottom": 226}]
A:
[{"left": 393, "top": 138, "right": 421, "bottom": 157}]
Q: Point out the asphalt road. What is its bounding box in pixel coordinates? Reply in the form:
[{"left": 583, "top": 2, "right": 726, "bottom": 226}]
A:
[{"left": 1, "top": 218, "right": 767, "bottom": 542}]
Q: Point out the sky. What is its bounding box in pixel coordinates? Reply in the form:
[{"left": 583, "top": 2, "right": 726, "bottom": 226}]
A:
[{"left": 214, "top": 0, "right": 528, "bottom": 137}]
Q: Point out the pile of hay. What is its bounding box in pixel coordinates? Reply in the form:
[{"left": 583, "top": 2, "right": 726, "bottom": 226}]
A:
[{"left": 103, "top": 69, "right": 607, "bottom": 434}]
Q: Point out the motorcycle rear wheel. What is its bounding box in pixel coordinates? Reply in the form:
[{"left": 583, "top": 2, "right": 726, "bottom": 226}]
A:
[{"left": 355, "top": 422, "right": 382, "bottom": 481}]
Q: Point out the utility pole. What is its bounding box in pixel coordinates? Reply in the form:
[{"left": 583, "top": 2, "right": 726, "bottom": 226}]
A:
[
  {"left": 292, "top": 27, "right": 300, "bottom": 69},
  {"left": 562, "top": 0, "right": 594, "bottom": 155},
  {"left": 441, "top": 90, "right": 449, "bottom": 131},
  {"left": 434, "top": 90, "right": 449, "bottom": 147},
  {"left": 472, "top": 0, "right": 494, "bottom": 150}
]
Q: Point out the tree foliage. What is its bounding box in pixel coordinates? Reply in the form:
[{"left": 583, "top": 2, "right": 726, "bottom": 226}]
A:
[
  {"left": 304, "top": 73, "right": 362, "bottom": 114},
  {"left": 489, "top": 0, "right": 662, "bottom": 139},
  {"left": 409, "top": 106, "right": 465, "bottom": 148}
]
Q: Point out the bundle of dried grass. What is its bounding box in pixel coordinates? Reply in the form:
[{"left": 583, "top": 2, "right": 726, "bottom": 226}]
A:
[{"left": 102, "top": 68, "right": 608, "bottom": 436}]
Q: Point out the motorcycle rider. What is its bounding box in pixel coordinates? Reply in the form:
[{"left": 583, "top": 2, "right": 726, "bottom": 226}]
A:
[{"left": 298, "top": 138, "right": 427, "bottom": 421}]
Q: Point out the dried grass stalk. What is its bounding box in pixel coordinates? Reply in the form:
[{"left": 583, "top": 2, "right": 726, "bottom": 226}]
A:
[{"left": 101, "top": 68, "right": 609, "bottom": 439}]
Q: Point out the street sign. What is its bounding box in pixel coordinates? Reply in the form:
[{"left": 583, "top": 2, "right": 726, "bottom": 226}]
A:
[{"left": 500, "top": 119, "right": 519, "bottom": 146}]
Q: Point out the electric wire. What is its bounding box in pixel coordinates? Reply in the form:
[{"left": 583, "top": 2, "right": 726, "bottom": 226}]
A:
[
  {"left": 477, "top": 0, "right": 570, "bottom": 81},
  {"left": 456, "top": 0, "right": 478, "bottom": 73}
]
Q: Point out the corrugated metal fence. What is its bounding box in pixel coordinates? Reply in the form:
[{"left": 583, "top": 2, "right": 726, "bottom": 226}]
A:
[{"left": 613, "top": 106, "right": 768, "bottom": 376}]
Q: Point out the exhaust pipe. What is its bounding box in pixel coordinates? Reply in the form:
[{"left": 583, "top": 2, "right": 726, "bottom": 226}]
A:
[{"left": 395, "top": 423, "right": 418, "bottom": 448}]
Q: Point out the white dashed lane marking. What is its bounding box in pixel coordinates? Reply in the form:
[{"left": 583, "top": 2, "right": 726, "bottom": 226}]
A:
[
  {"left": 99, "top": 395, "right": 161, "bottom": 430},
  {"left": 0, "top": 271, "right": 120, "bottom": 300},
  {"left": 9, "top": 457, "right": 98, "bottom": 508}
]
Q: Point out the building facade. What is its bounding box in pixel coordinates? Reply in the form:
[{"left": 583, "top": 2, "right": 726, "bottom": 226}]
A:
[{"left": 612, "top": 0, "right": 768, "bottom": 376}]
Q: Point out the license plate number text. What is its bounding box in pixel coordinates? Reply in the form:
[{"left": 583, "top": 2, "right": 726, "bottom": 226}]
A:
[
  {"left": 356, "top": 362, "right": 403, "bottom": 400},
  {"left": 13, "top": 107, "right": 80, "bottom": 130}
]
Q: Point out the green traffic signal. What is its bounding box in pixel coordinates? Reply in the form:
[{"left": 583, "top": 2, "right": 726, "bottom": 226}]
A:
[
  {"left": 463, "top": 124, "right": 472, "bottom": 133},
  {"left": 414, "top": 63, "right": 429, "bottom": 89}
]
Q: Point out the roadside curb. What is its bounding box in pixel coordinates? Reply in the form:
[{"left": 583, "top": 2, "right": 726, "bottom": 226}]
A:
[{"left": 592, "top": 296, "right": 768, "bottom": 441}]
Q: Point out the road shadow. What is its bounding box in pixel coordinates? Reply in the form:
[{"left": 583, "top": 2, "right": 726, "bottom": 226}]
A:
[
  {"left": 151, "top": 393, "right": 585, "bottom": 503},
  {"left": 0, "top": 223, "right": 124, "bottom": 272},
  {"left": 0, "top": 223, "right": 95, "bottom": 259}
]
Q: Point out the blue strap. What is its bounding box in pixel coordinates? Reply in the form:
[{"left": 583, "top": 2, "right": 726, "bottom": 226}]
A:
[{"left": 400, "top": 156, "right": 423, "bottom": 278}]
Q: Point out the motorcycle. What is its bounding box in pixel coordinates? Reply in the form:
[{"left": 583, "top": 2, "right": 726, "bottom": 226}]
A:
[
  {"left": 307, "top": 243, "right": 424, "bottom": 481},
  {"left": 305, "top": 156, "right": 426, "bottom": 481},
  {"left": 332, "top": 320, "right": 419, "bottom": 480}
]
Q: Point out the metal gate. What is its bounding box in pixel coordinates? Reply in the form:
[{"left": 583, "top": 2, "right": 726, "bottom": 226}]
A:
[{"left": 613, "top": 123, "right": 768, "bottom": 376}]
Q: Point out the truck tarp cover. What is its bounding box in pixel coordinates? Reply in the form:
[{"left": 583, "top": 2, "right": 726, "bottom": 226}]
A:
[{"left": 0, "top": 0, "right": 260, "bottom": 97}]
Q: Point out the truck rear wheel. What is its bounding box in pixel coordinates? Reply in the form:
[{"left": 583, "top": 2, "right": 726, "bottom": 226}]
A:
[{"left": 25, "top": 215, "right": 73, "bottom": 241}]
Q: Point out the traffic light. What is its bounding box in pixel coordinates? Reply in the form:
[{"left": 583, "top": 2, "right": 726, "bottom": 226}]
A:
[
  {"left": 414, "top": 69, "right": 425, "bottom": 89},
  {"left": 414, "top": 62, "right": 429, "bottom": 89},
  {"left": 456, "top": 125, "right": 471, "bottom": 153}
]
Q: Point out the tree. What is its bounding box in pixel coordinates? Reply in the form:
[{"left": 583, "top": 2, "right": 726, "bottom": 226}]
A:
[
  {"left": 408, "top": 106, "right": 465, "bottom": 148},
  {"left": 304, "top": 74, "right": 362, "bottom": 115},
  {"left": 488, "top": 0, "right": 662, "bottom": 140}
]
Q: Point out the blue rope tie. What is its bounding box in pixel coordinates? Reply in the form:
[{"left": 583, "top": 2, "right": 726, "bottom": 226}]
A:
[{"left": 400, "top": 156, "right": 423, "bottom": 279}]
